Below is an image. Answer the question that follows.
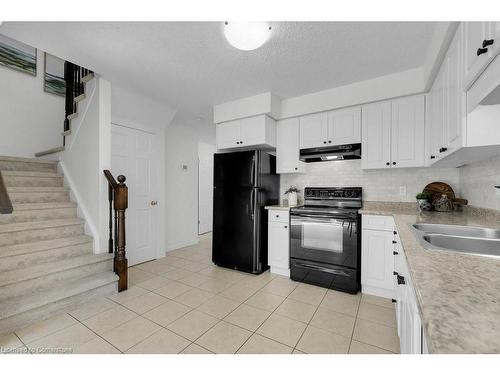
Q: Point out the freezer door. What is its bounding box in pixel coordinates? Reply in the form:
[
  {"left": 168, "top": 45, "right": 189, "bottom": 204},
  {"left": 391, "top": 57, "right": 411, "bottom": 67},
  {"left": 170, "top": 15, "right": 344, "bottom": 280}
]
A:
[
  {"left": 214, "top": 151, "right": 256, "bottom": 188},
  {"left": 212, "top": 186, "right": 259, "bottom": 272}
]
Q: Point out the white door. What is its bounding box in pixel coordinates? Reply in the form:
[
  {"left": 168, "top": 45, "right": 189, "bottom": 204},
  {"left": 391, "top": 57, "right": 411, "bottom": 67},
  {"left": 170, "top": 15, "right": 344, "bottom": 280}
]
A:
[
  {"left": 327, "top": 106, "right": 361, "bottom": 146},
  {"left": 361, "top": 229, "right": 394, "bottom": 291},
  {"left": 111, "top": 125, "right": 157, "bottom": 266},
  {"left": 268, "top": 221, "right": 289, "bottom": 270},
  {"left": 299, "top": 112, "right": 328, "bottom": 149},
  {"left": 361, "top": 101, "right": 392, "bottom": 169},
  {"left": 198, "top": 141, "right": 214, "bottom": 235},
  {"left": 391, "top": 95, "right": 425, "bottom": 168},
  {"left": 276, "top": 118, "right": 304, "bottom": 174}
]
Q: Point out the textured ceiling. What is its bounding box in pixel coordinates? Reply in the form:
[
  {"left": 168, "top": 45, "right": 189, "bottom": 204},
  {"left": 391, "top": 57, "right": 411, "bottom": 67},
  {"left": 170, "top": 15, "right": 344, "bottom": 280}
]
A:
[{"left": 0, "top": 22, "right": 439, "bottom": 119}]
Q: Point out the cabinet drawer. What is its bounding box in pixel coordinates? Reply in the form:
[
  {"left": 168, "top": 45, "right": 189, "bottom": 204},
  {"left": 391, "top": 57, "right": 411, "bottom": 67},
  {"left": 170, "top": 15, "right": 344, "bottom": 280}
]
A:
[
  {"left": 362, "top": 215, "right": 395, "bottom": 231},
  {"left": 268, "top": 210, "right": 289, "bottom": 223}
]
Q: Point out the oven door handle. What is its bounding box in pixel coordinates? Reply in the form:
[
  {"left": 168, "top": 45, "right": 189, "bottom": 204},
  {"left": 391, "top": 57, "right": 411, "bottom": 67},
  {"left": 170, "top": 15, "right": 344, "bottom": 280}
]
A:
[
  {"left": 292, "top": 213, "right": 357, "bottom": 220},
  {"left": 291, "top": 215, "right": 355, "bottom": 223},
  {"left": 295, "top": 262, "right": 351, "bottom": 277}
]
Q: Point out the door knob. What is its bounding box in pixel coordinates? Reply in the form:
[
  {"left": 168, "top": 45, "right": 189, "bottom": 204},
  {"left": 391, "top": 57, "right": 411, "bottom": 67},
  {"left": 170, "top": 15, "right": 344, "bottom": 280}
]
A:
[{"left": 151, "top": 201, "right": 158, "bottom": 206}]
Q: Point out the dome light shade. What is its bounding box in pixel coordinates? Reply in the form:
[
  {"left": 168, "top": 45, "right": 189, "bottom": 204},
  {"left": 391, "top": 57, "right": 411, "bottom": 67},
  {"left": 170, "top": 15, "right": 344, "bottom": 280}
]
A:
[{"left": 224, "top": 22, "right": 271, "bottom": 51}]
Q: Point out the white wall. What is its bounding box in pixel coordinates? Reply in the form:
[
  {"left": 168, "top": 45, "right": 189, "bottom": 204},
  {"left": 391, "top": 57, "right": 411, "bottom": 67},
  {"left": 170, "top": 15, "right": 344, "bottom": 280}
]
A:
[
  {"left": 0, "top": 48, "right": 64, "bottom": 157},
  {"left": 280, "top": 160, "right": 460, "bottom": 204},
  {"left": 165, "top": 114, "right": 215, "bottom": 251},
  {"left": 60, "top": 77, "right": 111, "bottom": 253},
  {"left": 459, "top": 154, "right": 500, "bottom": 210}
]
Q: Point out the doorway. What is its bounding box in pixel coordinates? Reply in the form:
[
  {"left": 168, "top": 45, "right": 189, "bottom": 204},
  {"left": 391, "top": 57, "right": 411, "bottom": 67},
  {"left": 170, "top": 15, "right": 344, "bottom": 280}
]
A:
[
  {"left": 111, "top": 124, "right": 158, "bottom": 266},
  {"left": 198, "top": 141, "right": 215, "bottom": 235}
]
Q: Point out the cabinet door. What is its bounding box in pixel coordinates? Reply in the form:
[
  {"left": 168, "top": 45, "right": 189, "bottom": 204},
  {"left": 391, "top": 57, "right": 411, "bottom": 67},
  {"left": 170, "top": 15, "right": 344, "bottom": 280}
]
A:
[
  {"left": 299, "top": 112, "right": 328, "bottom": 149},
  {"left": 216, "top": 120, "right": 241, "bottom": 150},
  {"left": 327, "top": 106, "right": 361, "bottom": 146},
  {"left": 391, "top": 95, "right": 425, "bottom": 168},
  {"left": 489, "top": 22, "right": 500, "bottom": 57},
  {"left": 446, "top": 29, "right": 464, "bottom": 154},
  {"left": 268, "top": 221, "right": 289, "bottom": 270},
  {"left": 276, "top": 118, "right": 305, "bottom": 174},
  {"left": 361, "top": 229, "right": 394, "bottom": 291},
  {"left": 361, "top": 101, "right": 392, "bottom": 169},
  {"left": 464, "top": 22, "right": 490, "bottom": 85},
  {"left": 240, "top": 115, "right": 266, "bottom": 146},
  {"left": 428, "top": 69, "right": 446, "bottom": 163}
]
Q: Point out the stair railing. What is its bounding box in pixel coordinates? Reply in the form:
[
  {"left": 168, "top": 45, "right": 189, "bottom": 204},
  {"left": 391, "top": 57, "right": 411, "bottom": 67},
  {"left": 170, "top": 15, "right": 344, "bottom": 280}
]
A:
[
  {"left": 63, "top": 61, "right": 93, "bottom": 142},
  {"left": 103, "top": 170, "right": 128, "bottom": 292},
  {"left": 0, "top": 171, "right": 13, "bottom": 214}
]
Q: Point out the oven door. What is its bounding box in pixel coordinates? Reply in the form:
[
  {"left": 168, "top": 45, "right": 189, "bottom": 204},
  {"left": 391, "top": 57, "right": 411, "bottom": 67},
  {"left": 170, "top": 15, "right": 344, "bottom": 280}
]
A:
[{"left": 290, "top": 213, "right": 358, "bottom": 268}]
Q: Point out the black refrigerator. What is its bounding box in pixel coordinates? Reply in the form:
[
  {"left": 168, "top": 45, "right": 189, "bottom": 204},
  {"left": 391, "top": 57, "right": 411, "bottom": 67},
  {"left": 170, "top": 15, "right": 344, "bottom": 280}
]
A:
[{"left": 212, "top": 150, "right": 280, "bottom": 274}]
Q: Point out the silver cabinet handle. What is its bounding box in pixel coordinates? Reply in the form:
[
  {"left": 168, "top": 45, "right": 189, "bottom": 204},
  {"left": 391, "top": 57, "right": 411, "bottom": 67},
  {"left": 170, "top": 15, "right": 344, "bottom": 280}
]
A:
[{"left": 151, "top": 201, "right": 158, "bottom": 206}]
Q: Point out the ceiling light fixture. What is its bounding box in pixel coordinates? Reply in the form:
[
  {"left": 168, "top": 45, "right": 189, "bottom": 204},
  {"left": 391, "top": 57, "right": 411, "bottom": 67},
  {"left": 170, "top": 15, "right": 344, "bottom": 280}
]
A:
[{"left": 223, "top": 22, "right": 272, "bottom": 51}]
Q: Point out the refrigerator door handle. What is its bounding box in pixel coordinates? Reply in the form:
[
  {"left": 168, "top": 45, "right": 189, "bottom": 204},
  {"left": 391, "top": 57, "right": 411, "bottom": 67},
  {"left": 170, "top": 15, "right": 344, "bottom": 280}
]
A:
[{"left": 250, "top": 156, "right": 256, "bottom": 187}]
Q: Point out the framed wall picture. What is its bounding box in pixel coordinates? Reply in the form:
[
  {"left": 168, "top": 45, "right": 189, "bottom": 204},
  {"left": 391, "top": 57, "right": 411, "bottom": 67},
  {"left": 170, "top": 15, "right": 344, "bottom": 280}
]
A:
[
  {"left": 44, "top": 52, "right": 65, "bottom": 96},
  {"left": 0, "top": 33, "right": 37, "bottom": 75}
]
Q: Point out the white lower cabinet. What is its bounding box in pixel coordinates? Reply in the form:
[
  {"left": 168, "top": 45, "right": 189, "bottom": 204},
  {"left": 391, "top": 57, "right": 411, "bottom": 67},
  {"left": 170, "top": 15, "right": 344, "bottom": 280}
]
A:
[
  {"left": 361, "top": 215, "right": 395, "bottom": 298},
  {"left": 362, "top": 215, "right": 427, "bottom": 354},
  {"left": 267, "top": 209, "right": 290, "bottom": 276}
]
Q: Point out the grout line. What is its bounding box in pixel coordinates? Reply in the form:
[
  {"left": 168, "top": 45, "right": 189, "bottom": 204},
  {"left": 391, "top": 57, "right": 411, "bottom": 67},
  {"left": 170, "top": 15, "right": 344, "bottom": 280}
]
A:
[{"left": 346, "top": 294, "right": 362, "bottom": 354}]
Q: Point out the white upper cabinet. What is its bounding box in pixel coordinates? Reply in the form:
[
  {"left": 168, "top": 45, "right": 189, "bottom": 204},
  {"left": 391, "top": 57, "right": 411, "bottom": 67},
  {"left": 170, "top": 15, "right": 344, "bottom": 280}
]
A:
[
  {"left": 216, "top": 115, "right": 276, "bottom": 151},
  {"left": 361, "top": 95, "right": 425, "bottom": 170},
  {"left": 216, "top": 119, "right": 242, "bottom": 150},
  {"left": 299, "top": 107, "right": 361, "bottom": 149},
  {"left": 464, "top": 22, "right": 500, "bottom": 89},
  {"left": 327, "top": 106, "right": 361, "bottom": 145},
  {"left": 276, "top": 118, "right": 305, "bottom": 174},
  {"left": 361, "top": 101, "right": 392, "bottom": 169},
  {"left": 391, "top": 95, "right": 425, "bottom": 168},
  {"left": 299, "top": 112, "right": 328, "bottom": 149}
]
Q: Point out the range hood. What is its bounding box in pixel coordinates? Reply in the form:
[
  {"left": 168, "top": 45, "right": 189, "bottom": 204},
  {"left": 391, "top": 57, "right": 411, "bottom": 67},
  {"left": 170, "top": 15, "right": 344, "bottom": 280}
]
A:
[{"left": 300, "top": 143, "right": 361, "bottom": 163}]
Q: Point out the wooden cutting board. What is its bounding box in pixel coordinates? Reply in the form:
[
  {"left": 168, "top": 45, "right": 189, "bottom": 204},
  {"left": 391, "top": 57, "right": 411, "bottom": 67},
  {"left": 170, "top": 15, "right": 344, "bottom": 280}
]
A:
[{"left": 423, "top": 182, "right": 456, "bottom": 204}]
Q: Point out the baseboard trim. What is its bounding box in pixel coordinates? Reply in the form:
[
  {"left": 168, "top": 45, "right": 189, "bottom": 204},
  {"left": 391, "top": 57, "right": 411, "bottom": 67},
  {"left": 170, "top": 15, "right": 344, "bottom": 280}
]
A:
[
  {"left": 166, "top": 238, "right": 198, "bottom": 252},
  {"left": 361, "top": 284, "right": 395, "bottom": 299},
  {"left": 270, "top": 266, "right": 290, "bottom": 277}
]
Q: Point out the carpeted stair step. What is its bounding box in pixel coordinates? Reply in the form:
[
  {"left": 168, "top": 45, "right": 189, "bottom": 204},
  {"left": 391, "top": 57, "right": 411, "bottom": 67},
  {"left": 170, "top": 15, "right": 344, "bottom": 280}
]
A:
[
  {"left": 0, "top": 202, "right": 77, "bottom": 224},
  {"left": 0, "top": 271, "right": 118, "bottom": 336},
  {"left": 0, "top": 218, "right": 84, "bottom": 247},
  {"left": 0, "top": 253, "right": 113, "bottom": 300},
  {"left": 1, "top": 170, "right": 64, "bottom": 187},
  {"left": 0, "top": 156, "right": 57, "bottom": 173},
  {"left": 6, "top": 186, "right": 70, "bottom": 204}
]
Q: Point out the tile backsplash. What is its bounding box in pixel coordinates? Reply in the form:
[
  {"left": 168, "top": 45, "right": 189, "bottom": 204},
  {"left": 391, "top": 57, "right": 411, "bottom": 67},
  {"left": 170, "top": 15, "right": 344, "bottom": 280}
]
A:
[
  {"left": 459, "top": 153, "right": 500, "bottom": 211},
  {"left": 280, "top": 160, "right": 460, "bottom": 203}
]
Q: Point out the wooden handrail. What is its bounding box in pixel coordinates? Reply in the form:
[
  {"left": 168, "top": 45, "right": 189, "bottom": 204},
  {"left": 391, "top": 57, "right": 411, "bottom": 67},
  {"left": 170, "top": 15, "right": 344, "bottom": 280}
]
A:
[
  {"left": 0, "top": 171, "right": 13, "bottom": 215},
  {"left": 103, "top": 169, "right": 128, "bottom": 292}
]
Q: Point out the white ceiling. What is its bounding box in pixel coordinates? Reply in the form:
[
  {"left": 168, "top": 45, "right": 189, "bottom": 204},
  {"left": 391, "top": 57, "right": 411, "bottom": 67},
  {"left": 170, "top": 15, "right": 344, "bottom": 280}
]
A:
[{"left": 0, "top": 22, "right": 440, "bottom": 119}]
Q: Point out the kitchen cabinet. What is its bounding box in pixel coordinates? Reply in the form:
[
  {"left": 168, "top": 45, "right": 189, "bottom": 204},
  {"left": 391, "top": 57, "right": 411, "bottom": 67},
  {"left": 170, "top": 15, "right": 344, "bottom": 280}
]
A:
[
  {"left": 216, "top": 114, "right": 276, "bottom": 150},
  {"left": 299, "top": 107, "right": 361, "bottom": 149},
  {"left": 427, "top": 26, "right": 465, "bottom": 164},
  {"left": 361, "top": 95, "right": 425, "bottom": 170},
  {"left": 391, "top": 95, "right": 425, "bottom": 168},
  {"left": 464, "top": 22, "right": 500, "bottom": 90},
  {"left": 276, "top": 118, "right": 305, "bottom": 174},
  {"left": 267, "top": 209, "right": 290, "bottom": 277},
  {"left": 361, "top": 215, "right": 395, "bottom": 298},
  {"left": 393, "top": 235, "right": 423, "bottom": 354}
]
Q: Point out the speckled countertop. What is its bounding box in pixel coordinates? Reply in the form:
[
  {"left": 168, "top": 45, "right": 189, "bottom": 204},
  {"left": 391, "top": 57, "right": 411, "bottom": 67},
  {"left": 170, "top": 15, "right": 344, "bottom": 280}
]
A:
[{"left": 361, "top": 201, "right": 500, "bottom": 353}]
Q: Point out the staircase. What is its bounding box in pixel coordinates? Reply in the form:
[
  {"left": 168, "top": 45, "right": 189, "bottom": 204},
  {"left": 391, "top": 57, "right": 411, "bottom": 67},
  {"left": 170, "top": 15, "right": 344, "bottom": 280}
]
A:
[{"left": 0, "top": 155, "right": 118, "bottom": 336}]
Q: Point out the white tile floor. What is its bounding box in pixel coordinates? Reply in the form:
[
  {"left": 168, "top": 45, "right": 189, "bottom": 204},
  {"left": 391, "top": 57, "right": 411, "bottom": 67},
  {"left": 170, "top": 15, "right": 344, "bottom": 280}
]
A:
[{"left": 0, "top": 234, "right": 399, "bottom": 354}]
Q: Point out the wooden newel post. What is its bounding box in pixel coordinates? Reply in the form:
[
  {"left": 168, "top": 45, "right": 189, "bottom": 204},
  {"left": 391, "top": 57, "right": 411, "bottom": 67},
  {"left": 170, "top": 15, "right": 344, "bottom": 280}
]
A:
[{"left": 114, "top": 175, "right": 128, "bottom": 292}]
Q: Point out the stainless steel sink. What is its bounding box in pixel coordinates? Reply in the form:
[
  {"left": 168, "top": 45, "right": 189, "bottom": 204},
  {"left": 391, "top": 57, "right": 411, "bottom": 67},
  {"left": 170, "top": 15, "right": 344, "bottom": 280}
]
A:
[
  {"left": 413, "top": 223, "right": 500, "bottom": 239},
  {"left": 422, "top": 234, "right": 500, "bottom": 257},
  {"left": 412, "top": 223, "right": 500, "bottom": 258}
]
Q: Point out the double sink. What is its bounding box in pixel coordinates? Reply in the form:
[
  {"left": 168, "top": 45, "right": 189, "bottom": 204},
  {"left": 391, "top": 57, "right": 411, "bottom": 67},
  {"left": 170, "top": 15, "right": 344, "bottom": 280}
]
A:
[{"left": 412, "top": 223, "right": 500, "bottom": 258}]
